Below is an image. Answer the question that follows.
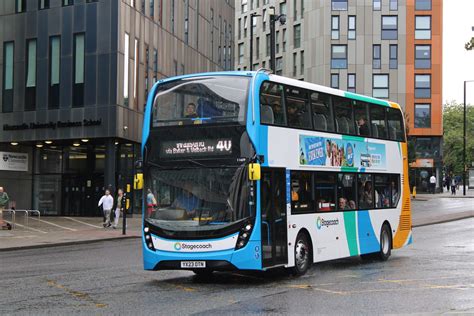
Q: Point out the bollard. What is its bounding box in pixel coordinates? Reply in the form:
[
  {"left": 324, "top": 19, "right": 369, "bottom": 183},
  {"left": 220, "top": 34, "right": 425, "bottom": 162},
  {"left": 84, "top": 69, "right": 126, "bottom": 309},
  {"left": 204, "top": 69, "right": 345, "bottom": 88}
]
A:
[{"left": 412, "top": 186, "right": 416, "bottom": 199}]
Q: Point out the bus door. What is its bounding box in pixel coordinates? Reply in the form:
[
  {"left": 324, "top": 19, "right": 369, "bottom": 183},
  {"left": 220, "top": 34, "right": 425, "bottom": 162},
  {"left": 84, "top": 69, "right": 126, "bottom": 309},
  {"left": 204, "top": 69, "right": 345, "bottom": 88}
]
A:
[{"left": 260, "top": 168, "right": 288, "bottom": 268}]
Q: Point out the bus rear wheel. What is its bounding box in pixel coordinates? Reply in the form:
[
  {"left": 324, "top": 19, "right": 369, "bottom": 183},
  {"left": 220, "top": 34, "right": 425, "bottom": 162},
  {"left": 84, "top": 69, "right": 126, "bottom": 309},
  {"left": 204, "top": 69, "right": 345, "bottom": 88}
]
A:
[
  {"left": 378, "top": 224, "right": 392, "bottom": 261},
  {"left": 291, "top": 232, "right": 311, "bottom": 276}
]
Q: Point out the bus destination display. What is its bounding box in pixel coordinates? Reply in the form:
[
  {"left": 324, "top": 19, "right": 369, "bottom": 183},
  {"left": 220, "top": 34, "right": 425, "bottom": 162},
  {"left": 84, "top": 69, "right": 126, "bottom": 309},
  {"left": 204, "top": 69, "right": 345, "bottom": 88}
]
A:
[{"left": 160, "top": 139, "right": 232, "bottom": 157}]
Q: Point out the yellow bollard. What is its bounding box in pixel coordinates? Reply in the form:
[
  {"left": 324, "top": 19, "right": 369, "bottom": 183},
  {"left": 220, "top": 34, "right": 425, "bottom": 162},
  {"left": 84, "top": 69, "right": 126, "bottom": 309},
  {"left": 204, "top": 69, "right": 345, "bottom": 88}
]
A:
[{"left": 412, "top": 186, "right": 416, "bottom": 199}]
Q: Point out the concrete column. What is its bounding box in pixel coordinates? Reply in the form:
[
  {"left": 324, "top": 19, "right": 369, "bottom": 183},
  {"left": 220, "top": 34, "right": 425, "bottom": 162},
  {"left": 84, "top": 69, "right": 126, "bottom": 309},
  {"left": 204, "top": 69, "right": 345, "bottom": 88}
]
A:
[{"left": 104, "top": 139, "right": 116, "bottom": 193}]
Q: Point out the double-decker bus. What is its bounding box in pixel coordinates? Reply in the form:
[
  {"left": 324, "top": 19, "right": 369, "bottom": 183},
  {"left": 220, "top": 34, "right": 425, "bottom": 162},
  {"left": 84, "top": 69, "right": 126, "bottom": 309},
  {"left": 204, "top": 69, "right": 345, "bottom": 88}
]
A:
[{"left": 141, "top": 70, "right": 412, "bottom": 276}]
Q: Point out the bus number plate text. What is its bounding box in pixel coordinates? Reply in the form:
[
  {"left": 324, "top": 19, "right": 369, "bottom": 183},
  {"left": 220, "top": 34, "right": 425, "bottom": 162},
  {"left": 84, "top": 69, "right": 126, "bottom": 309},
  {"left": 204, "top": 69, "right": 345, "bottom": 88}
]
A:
[{"left": 181, "top": 261, "right": 206, "bottom": 268}]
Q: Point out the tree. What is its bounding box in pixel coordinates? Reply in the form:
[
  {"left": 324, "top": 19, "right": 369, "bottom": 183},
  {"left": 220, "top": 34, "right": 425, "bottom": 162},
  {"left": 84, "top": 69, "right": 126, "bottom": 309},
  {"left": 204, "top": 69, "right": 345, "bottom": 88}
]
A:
[{"left": 443, "top": 101, "right": 474, "bottom": 174}]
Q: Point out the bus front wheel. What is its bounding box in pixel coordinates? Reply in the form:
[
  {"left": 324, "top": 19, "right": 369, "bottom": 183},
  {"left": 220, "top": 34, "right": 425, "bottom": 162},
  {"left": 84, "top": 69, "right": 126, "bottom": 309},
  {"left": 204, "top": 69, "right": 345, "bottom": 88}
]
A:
[{"left": 291, "top": 232, "right": 312, "bottom": 276}]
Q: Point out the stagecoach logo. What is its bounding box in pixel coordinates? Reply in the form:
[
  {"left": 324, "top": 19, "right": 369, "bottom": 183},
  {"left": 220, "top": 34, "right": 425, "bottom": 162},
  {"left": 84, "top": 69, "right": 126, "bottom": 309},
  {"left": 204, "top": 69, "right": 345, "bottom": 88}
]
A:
[
  {"left": 173, "top": 242, "right": 213, "bottom": 251},
  {"left": 2, "top": 155, "right": 7, "bottom": 162},
  {"left": 316, "top": 216, "right": 340, "bottom": 229}
]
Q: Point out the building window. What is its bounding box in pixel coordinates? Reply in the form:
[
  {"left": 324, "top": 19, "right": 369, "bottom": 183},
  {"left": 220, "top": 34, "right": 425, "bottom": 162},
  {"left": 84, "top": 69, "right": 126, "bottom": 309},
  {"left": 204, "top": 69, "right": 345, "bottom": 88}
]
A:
[
  {"left": 276, "top": 57, "right": 283, "bottom": 75},
  {"left": 238, "top": 18, "right": 241, "bottom": 40},
  {"left": 373, "top": 0, "right": 381, "bottom": 11},
  {"left": 241, "top": 0, "right": 248, "bottom": 13},
  {"left": 282, "top": 29, "right": 287, "bottom": 52},
  {"left": 150, "top": 0, "right": 154, "bottom": 18},
  {"left": 301, "top": 0, "right": 304, "bottom": 18},
  {"left": 16, "top": 0, "right": 26, "bottom": 12},
  {"left": 389, "top": 44, "right": 398, "bottom": 69},
  {"left": 331, "top": 74, "right": 339, "bottom": 89},
  {"left": 331, "top": 16, "right": 339, "bottom": 40},
  {"left": 2, "top": 42, "right": 14, "bottom": 113},
  {"left": 25, "top": 39, "right": 37, "bottom": 111},
  {"left": 238, "top": 43, "right": 244, "bottom": 64},
  {"left": 171, "top": 0, "right": 175, "bottom": 34},
  {"left": 415, "top": 0, "right": 431, "bottom": 10},
  {"left": 49, "top": 36, "right": 60, "bottom": 109},
  {"left": 348, "top": 16, "right": 356, "bottom": 39},
  {"left": 153, "top": 48, "right": 158, "bottom": 78},
  {"left": 293, "top": 52, "right": 297, "bottom": 76},
  {"left": 124, "top": 33, "right": 129, "bottom": 106},
  {"left": 293, "top": 0, "right": 297, "bottom": 19},
  {"left": 414, "top": 103, "right": 431, "bottom": 128},
  {"left": 332, "top": 0, "right": 347, "bottom": 11},
  {"left": 244, "top": 16, "right": 248, "bottom": 38},
  {"left": 415, "top": 16, "right": 431, "bottom": 39},
  {"left": 331, "top": 45, "right": 347, "bottom": 69},
  {"left": 382, "top": 16, "right": 398, "bottom": 40},
  {"left": 184, "top": 0, "right": 189, "bottom": 44},
  {"left": 279, "top": 1, "right": 287, "bottom": 15},
  {"left": 63, "top": 0, "right": 74, "bottom": 6},
  {"left": 276, "top": 30, "right": 280, "bottom": 54},
  {"left": 73, "top": 33, "right": 85, "bottom": 107},
  {"left": 300, "top": 50, "right": 304, "bottom": 75},
  {"left": 294, "top": 24, "right": 301, "bottom": 48},
  {"left": 39, "top": 0, "right": 50, "bottom": 9},
  {"left": 256, "top": 37, "right": 260, "bottom": 59},
  {"left": 133, "top": 38, "right": 139, "bottom": 108},
  {"left": 347, "top": 73, "right": 356, "bottom": 93},
  {"left": 262, "top": 9, "right": 266, "bottom": 31},
  {"left": 390, "top": 0, "right": 398, "bottom": 10},
  {"left": 145, "top": 45, "right": 149, "bottom": 101},
  {"left": 373, "top": 45, "right": 381, "bottom": 69},
  {"left": 415, "top": 45, "right": 431, "bottom": 69},
  {"left": 266, "top": 34, "right": 270, "bottom": 56},
  {"left": 415, "top": 74, "right": 431, "bottom": 98},
  {"left": 373, "top": 74, "right": 389, "bottom": 98}
]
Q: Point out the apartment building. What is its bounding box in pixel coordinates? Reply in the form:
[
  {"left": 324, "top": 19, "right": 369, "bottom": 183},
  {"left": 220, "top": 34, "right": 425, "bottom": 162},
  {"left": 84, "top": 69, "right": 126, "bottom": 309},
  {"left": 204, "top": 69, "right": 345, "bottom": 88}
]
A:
[{"left": 235, "top": 0, "right": 442, "bottom": 191}]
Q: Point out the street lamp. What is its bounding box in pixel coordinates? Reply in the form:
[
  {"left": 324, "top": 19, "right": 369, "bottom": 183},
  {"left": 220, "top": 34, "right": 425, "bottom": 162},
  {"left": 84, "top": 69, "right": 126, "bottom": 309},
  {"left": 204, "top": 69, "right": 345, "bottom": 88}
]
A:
[
  {"left": 249, "top": 13, "right": 261, "bottom": 70},
  {"left": 463, "top": 80, "right": 474, "bottom": 195},
  {"left": 268, "top": 6, "right": 286, "bottom": 73}
]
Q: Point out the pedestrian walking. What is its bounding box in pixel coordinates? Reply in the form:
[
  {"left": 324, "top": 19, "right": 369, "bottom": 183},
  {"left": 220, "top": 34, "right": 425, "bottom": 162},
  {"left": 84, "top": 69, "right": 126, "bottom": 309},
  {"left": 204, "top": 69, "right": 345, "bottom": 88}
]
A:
[
  {"left": 429, "top": 174, "right": 436, "bottom": 194},
  {"left": 146, "top": 189, "right": 157, "bottom": 217},
  {"left": 0, "top": 186, "right": 12, "bottom": 230},
  {"left": 98, "top": 189, "right": 114, "bottom": 227},
  {"left": 113, "top": 189, "right": 124, "bottom": 229},
  {"left": 451, "top": 177, "right": 457, "bottom": 195},
  {"left": 445, "top": 175, "right": 451, "bottom": 193}
]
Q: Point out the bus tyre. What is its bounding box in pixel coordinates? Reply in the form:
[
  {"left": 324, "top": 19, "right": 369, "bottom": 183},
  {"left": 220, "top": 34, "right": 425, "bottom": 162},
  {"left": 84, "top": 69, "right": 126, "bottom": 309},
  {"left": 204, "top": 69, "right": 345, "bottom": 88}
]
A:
[
  {"left": 291, "top": 232, "right": 311, "bottom": 276},
  {"left": 378, "top": 224, "right": 392, "bottom": 261}
]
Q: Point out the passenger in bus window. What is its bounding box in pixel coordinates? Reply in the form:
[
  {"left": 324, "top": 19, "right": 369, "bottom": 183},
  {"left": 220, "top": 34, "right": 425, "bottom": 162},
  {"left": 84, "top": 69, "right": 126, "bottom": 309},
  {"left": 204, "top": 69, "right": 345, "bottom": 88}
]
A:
[
  {"left": 272, "top": 101, "right": 285, "bottom": 124},
  {"left": 348, "top": 200, "right": 356, "bottom": 209},
  {"left": 287, "top": 104, "right": 301, "bottom": 126},
  {"left": 359, "top": 181, "right": 374, "bottom": 208},
  {"left": 357, "top": 117, "right": 370, "bottom": 136},
  {"left": 390, "top": 180, "right": 399, "bottom": 206},
  {"left": 338, "top": 197, "right": 350, "bottom": 210},
  {"left": 184, "top": 102, "right": 198, "bottom": 118}
]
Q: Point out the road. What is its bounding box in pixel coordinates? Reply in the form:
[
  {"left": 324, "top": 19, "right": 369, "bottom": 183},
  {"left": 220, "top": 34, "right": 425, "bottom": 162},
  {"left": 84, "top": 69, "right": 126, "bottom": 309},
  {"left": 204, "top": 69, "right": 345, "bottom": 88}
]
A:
[{"left": 1, "top": 218, "right": 473, "bottom": 315}]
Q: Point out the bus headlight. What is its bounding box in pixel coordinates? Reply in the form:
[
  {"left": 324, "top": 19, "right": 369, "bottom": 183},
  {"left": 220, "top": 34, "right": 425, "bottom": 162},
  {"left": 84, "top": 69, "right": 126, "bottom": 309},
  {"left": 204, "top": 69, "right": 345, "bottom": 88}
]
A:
[
  {"left": 235, "top": 222, "right": 253, "bottom": 250},
  {"left": 143, "top": 224, "right": 155, "bottom": 251}
]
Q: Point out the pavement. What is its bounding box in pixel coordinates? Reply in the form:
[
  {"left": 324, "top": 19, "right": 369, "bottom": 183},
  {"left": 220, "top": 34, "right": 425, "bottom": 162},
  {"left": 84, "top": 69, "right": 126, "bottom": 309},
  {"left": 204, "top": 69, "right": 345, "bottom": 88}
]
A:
[{"left": 0, "top": 188, "right": 472, "bottom": 251}]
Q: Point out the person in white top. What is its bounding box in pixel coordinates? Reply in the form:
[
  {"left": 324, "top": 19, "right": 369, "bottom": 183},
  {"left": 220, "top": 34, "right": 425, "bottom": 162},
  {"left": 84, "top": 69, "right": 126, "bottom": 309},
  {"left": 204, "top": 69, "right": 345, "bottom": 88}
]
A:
[
  {"left": 98, "top": 189, "right": 114, "bottom": 228},
  {"left": 429, "top": 175, "right": 436, "bottom": 194}
]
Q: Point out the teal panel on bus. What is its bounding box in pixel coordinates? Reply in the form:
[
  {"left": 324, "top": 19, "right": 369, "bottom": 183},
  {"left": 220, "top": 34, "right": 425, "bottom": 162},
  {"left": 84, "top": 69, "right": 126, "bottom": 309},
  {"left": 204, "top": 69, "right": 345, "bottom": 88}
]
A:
[
  {"left": 341, "top": 166, "right": 358, "bottom": 173},
  {"left": 344, "top": 92, "right": 391, "bottom": 107},
  {"left": 343, "top": 211, "right": 358, "bottom": 256},
  {"left": 341, "top": 135, "right": 365, "bottom": 142}
]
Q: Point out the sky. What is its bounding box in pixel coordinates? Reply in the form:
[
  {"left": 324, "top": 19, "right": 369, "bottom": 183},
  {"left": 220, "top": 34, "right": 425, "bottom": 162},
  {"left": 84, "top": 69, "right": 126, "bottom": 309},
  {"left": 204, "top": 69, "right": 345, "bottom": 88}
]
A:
[{"left": 443, "top": 0, "right": 474, "bottom": 104}]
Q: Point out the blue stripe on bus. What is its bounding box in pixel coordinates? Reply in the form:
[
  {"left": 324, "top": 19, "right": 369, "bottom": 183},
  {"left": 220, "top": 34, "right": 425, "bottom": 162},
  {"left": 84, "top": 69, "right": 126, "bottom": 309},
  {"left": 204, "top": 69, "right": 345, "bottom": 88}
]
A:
[{"left": 357, "top": 211, "right": 380, "bottom": 254}]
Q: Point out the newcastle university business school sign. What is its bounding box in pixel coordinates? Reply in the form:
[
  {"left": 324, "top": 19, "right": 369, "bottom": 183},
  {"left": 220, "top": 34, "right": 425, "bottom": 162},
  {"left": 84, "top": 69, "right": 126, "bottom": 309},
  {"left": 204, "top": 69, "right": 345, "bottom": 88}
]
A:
[
  {"left": 0, "top": 151, "right": 28, "bottom": 172},
  {"left": 2, "top": 119, "right": 102, "bottom": 131}
]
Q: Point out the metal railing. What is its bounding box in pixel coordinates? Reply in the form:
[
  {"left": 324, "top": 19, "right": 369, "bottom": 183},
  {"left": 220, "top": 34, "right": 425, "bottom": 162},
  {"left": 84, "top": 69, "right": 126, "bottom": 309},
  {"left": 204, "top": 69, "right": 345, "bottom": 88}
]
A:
[{"left": 2, "top": 209, "right": 41, "bottom": 229}]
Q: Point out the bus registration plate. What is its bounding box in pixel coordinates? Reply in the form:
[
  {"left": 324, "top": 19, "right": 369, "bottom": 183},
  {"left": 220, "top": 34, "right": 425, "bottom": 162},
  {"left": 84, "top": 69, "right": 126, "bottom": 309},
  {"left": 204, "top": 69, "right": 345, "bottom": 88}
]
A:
[{"left": 181, "top": 261, "right": 206, "bottom": 268}]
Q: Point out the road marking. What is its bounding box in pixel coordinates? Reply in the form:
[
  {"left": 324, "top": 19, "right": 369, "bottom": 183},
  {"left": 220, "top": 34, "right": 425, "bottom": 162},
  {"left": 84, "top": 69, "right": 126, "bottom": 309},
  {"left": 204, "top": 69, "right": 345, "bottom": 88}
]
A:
[
  {"left": 29, "top": 217, "right": 77, "bottom": 231},
  {"left": 46, "top": 279, "right": 108, "bottom": 308},
  {"left": 173, "top": 284, "right": 196, "bottom": 292},
  {"left": 63, "top": 217, "right": 102, "bottom": 228},
  {"left": 13, "top": 222, "right": 48, "bottom": 234}
]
